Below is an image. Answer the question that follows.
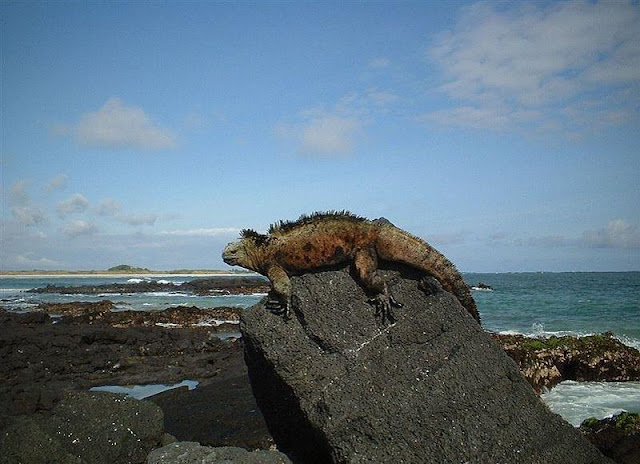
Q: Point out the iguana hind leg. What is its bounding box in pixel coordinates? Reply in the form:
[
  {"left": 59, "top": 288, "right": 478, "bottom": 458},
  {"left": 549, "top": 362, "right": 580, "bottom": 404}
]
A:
[{"left": 353, "top": 246, "right": 401, "bottom": 323}]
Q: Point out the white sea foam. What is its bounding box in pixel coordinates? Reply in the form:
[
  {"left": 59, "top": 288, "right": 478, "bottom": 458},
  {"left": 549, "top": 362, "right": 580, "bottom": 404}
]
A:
[
  {"left": 496, "top": 323, "right": 640, "bottom": 350},
  {"left": 195, "top": 318, "right": 240, "bottom": 327},
  {"left": 541, "top": 381, "right": 640, "bottom": 426},
  {"left": 497, "top": 328, "right": 594, "bottom": 339},
  {"left": 615, "top": 335, "right": 640, "bottom": 350},
  {"left": 145, "top": 291, "right": 185, "bottom": 297},
  {"left": 90, "top": 379, "right": 199, "bottom": 399},
  {"left": 219, "top": 292, "right": 268, "bottom": 297}
]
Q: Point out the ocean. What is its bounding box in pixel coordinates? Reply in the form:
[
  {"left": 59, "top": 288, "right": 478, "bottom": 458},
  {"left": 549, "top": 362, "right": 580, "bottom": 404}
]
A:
[{"left": 1, "top": 271, "right": 639, "bottom": 427}]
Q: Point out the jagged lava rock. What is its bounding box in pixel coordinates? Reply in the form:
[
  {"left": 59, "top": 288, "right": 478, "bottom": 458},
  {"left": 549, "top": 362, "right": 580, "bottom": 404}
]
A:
[
  {"left": 241, "top": 265, "right": 612, "bottom": 464},
  {"left": 491, "top": 333, "right": 640, "bottom": 393}
]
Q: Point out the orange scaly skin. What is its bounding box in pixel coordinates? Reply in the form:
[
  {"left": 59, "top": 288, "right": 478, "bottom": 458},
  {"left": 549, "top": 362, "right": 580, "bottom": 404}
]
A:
[{"left": 222, "top": 212, "right": 480, "bottom": 324}]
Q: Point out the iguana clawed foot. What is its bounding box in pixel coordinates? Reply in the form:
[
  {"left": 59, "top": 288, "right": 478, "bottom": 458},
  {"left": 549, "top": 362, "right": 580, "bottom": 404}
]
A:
[
  {"left": 265, "top": 294, "right": 291, "bottom": 319},
  {"left": 265, "top": 292, "right": 298, "bottom": 320},
  {"left": 369, "top": 291, "right": 403, "bottom": 324}
]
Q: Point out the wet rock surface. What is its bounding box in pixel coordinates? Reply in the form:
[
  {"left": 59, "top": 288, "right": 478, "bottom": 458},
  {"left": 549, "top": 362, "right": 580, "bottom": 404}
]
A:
[
  {"left": 242, "top": 265, "right": 612, "bottom": 464},
  {"left": 32, "top": 301, "right": 242, "bottom": 329},
  {"left": 148, "top": 357, "right": 274, "bottom": 450},
  {"left": 492, "top": 333, "right": 640, "bottom": 393},
  {"left": 0, "top": 307, "right": 272, "bottom": 451}
]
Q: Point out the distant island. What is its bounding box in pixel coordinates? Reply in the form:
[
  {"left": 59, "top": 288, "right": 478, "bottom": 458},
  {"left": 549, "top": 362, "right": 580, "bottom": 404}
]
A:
[{"left": 0, "top": 264, "right": 252, "bottom": 276}]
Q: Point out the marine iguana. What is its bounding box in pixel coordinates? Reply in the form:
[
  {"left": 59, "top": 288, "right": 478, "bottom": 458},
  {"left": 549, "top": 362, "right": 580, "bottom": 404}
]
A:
[{"left": 222, "top": 211, "right": 480, "bottom": 324}]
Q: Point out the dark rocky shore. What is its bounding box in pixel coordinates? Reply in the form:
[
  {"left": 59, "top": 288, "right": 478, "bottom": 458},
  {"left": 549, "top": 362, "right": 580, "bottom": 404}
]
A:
[{"left": 1, "top": 275, "right": 639, "bottom": 463}]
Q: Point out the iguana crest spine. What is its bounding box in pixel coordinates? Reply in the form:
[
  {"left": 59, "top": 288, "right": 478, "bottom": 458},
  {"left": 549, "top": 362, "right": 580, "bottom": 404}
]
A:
[
  {"left": 268, "top": 210, "right": 365, "bottom": 234},
  {"left": 223, "top": 211, "right": 480, "bottom": 324}
]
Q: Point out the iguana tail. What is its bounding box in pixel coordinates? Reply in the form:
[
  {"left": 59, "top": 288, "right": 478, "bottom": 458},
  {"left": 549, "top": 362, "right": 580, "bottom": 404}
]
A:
[{"left": 373, "top": 222, "right": 480, "bottom": 324}]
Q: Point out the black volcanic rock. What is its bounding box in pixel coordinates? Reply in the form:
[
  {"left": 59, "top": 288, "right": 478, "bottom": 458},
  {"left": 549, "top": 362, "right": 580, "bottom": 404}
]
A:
[
  {"left": 29, "top": 276, "right": 269, "bottom": 296},
  {"left": 147, "top": 442, "right": 292, "bottom": 464},
  {"left": 147, "top": 355, "right": 273, "bottom": 450},
  {"left": 0, "top": 391, "right": 164, "bottom": 464},
  {"left": 581, "top": 413, "right": 640, "bottom": 464},
  {"left": 0, "top": 312, "right": 242, "bottom": 419},
  {"left": 30, "top": 281, "right": 173, "bottom": 294},
  {"left": 241, "top": 265, "right": 612, "bottom": 463},
  {"left": 180, "top": 276, "right": 269, "bottom": 295}
]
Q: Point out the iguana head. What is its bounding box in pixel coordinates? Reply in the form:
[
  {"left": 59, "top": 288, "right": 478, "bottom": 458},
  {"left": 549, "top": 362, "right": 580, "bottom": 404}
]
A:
[{"left": 222, "top": 229, "right": 268, "bottom": 271}]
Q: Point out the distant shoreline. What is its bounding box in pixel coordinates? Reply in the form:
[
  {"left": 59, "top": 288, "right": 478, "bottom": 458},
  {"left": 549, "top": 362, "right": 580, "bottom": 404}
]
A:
[{"left": 0, "top": 270, "right": 256, "bottom": 278}]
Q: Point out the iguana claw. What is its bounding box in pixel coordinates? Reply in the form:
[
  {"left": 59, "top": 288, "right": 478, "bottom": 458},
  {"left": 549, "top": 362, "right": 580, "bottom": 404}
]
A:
[
  {"left": 265, "top": 292, "right": 295, "bottom": 320},
  {"left": 370, "top": 292, "right": 403, "bottom": 323}
]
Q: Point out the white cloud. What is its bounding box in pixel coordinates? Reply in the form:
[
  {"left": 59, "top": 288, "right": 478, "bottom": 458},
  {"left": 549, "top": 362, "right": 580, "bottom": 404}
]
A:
[
  {"left": 299, "top": 115, "right": 363, "bottom": 156},
  {"left": 63, "top": 98, "right": 177, "bottom": 150},
  {"left": 277, "top": 88, "right": 405, "bottom": 157},
  {"left": 96, "top": 198, "right": 122, "bottom": 216},
  {"left": 583, "top": 219, "right": 640, "bottom": 248},
  {"left": 44, "top": 174, "right": 68, "bottom": 192},
  {"left": 159, "top": 227, "right": 241, "bottom": 237},
  {"left": 8, "top": 180, "right": 47, "bottom": 226},
  {"left": 60, "top": 220, "right": 99, "bottom": 237},
  {"left": 11, "top": 206, "right": 46, "bottom": 226},
  {"left": 117, "top": 213, "right": 158, "bottom": 226},
  {"left": 57, "top": 193, "right": 90, "bottom": 218},
  {"left": 276, "top": 114, "right": 363, "bottom": 157},
  {"left": 95, "top": 200, "right": 156, "bottom": 226},
  {"left": 427, "top": 1, "right": 640, "bottom": 132}
]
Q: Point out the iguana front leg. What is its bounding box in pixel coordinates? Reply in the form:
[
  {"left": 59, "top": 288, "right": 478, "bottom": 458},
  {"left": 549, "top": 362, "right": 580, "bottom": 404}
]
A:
[
  {"left": 353, "top": 246, "right": 401, "bottom": 322},
  {"left": 266, "top": 264, "right": 292, "bottom": 318}
]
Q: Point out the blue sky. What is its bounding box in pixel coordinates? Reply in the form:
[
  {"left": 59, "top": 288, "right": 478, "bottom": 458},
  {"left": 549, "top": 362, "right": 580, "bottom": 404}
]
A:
[{"left": 2, "top": 1, "right": 639, "bottom": 272}]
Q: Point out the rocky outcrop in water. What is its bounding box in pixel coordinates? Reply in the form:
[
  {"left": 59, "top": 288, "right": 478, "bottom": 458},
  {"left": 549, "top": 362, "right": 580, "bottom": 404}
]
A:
[
  {"left": 491, "top": 333, "right": 640, "bottom": 393},
  {"left": 241, "top": 265, "right": 612, "bottom": 463},
  {"left": 28, "top": 276, "right": 269, "bottom": 295}
]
